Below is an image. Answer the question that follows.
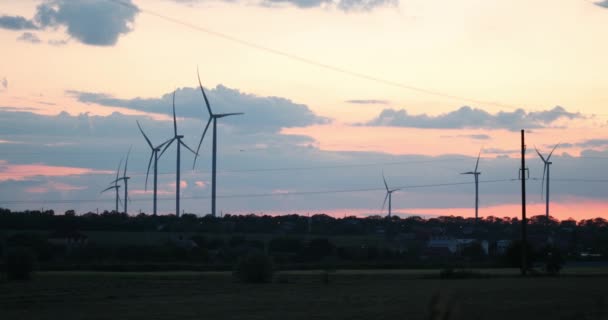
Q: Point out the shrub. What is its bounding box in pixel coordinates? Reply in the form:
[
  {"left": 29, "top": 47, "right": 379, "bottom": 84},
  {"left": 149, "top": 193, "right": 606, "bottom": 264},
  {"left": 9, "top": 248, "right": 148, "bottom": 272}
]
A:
[
  {"left": 439, "top": 268, "right": 482, "bottom": 279},
  {"left": 233, "top": 251, "right": 274, "bottom": 283},
  {"left": 4, "top": 247, "right": 37, "bottom": 280},
  {"left": 543, "top": 246, "right": 564, "bottom": 275}
]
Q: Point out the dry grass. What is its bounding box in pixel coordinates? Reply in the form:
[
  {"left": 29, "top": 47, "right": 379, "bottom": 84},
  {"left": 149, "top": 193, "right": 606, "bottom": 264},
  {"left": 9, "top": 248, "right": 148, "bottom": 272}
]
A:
[{"left": 1, "top": 270, "right": 607, "bottom": 320}]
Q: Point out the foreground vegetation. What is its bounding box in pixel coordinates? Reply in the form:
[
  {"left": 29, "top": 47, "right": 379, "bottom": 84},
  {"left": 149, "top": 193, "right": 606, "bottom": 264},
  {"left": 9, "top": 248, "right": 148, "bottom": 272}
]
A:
[{"left": 1, "top": 271, "right": 607, "bottom": 320}]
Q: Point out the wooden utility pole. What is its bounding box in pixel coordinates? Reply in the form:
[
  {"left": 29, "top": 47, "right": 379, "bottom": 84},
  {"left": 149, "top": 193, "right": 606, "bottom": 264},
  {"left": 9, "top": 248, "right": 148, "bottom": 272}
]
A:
[{"left": 520, "top": 129, "right": 528, "bottom": 276}]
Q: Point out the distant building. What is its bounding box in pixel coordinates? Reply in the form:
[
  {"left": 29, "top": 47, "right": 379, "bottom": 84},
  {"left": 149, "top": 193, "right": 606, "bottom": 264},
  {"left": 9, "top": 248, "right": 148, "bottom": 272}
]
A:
[
  {"left": 48, "top": 230, "right": 88, "bottom": 252},
  {"left": 169, "top": 234, "right": 198, "bottom": 249},
  {"left": 426, "top": 237, "right": 489, "bottom": 255},
  {"left": 496, "top": 240, "right": 512, "bottom": 255}
]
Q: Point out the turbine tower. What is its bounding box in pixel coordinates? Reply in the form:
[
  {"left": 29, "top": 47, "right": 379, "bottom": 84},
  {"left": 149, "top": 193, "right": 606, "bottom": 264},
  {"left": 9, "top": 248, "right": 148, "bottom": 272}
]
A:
[
  {"left": 102, "top": 159, "right": 123, "bottom": 213},
  {"left": 137, "top": 121, "right": 171, "bottom": 216},
  {"left": 112, "top": 147, "right": 131, "bottom": 214},
  {"left": 160, "top": 91, "right": 197, "bottom": 217},
  {"left": 536, "top": 143, "right": 559, "bottom": 220},
  {"left": 194, "top": 70, "right": 244, "bottom": 217},
  {"left": 381, "top": 172, "right": 401, "bottom": 218},
  {"left": 462, "top": 150, "right": 482, "bottom": 222}
]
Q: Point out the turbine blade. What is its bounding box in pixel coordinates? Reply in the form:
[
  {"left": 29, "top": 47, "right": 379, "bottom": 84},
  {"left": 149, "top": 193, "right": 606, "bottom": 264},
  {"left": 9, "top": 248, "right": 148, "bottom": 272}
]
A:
[
  {"left": 123, "top": 146, "right": 131, "bottom": 177},
  {"left": 115, "top": 159, "right": 123, "bottom": 185},
  {"left": 193, "top": 117, "right": 212, "bottom": 169},
  {"left": 172, "top": 90, "right": 178, "bottom": 136},
  {"left": 216, "top": 112, "right": 244, "bottom": 118},
  {"left": 145, "top": 151, "right": 154, "bottom": 191},
  {"left": 381, "top": 192, "right": 389, "bottom": 212},
  {"left": 180, "top": 140, "right": 198, "bottom": 156},
  {"left": 197, "top": 67, "right": 213, "bottom": 116},
  {"left": 461, "top": 172, "right": 474, "bottom": 175},
  {"left": 136, "top": 121, "right": 154, "bottom": 149},
  {"left": 109, "top": 177, "right": 123, "bottom": 185},
  {"left": 101, "top": 186, "right": 116, "bottom": 193},
  {"left": 159, "top": 137, "right": 176, "bottom": 159},
  {"left": 156, "top": 137, "right": 174, "bottom": 150},
  {"left": 547, "top": 143, "right": 560, "bottom": 161},
  {"left": 474, "top": 150, "right": 481, "bottom": 172},
  {"left": 118, "top": 195, "right": 123, "bottom": 209},
  {"left": 382, "top": 171, "right": 389, "bottom": 191},
  {"left": 535, "top": 146, "right": 547, "bottom": 163}
]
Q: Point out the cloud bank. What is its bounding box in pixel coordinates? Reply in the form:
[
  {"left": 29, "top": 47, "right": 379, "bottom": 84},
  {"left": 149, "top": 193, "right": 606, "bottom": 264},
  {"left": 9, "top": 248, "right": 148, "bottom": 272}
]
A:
[
  {"left": 0, "top": 0, "right": 139, "bottom": 46},
  {"left": 70, "top": 85, "right": 331, "bottom": 133},
  {"left": 361, "top": 106, "right": 583, "bottom": 131},
  {"left": 172, "top": 0, "right": 396, "bottom": 11}
]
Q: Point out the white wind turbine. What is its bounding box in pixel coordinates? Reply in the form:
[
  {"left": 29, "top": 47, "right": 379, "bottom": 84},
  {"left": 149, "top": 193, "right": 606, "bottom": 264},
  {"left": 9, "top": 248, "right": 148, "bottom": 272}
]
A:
[
  {"left": 160, "top": 91, "right": 197, "bottom": 217},
  {"left": 137, "top": 121, "right": 172, "bottom": 216},
  {"left": 461, "top": 150, "right": 482, "bottom": 222},
  {"left": 382, "top": 172, "right": 401, "bottom": 218},
  {"left": 193, "top": 69, "right": 244, "bottom": 217},
  {"left": 536, "top": 143, "right": 559, "bottom": 220},
  {"left": 111, "top": 147, "right": 131, "bottom": 214},
  {"left": 102, "top": 159, "right": 123, "bottom": 213}
]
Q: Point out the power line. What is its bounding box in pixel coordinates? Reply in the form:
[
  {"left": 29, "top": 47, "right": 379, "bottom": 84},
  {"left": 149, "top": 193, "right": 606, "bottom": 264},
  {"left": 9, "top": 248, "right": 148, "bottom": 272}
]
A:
[
  {"left": 0, "top": 157, "right": 471, "bottom": 178},
  {"left": 106, "top": 0, "right": 523, "bottom": 110},
  {"left": 0, "top": 178, "right": 517, "bottom": 205},
  {"left": 2, "top": 154, "right": 606, "bottom": 179}
]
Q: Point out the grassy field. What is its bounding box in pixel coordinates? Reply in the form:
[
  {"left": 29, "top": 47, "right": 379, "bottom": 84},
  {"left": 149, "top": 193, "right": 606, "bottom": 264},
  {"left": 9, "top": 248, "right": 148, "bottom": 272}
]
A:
[{"left": 1, "top": 270, "right": 608, "bottom": 320}]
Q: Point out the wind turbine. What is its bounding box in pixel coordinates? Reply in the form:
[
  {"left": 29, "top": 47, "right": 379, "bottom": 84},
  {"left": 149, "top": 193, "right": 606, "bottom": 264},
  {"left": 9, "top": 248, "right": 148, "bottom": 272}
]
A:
[
  {"left": 137, "top": 120, "right": 171, "bottom": 216},
  {"left": 194, "top": 69, "right": 244, "bottom": 217},
  {"left": 160, "top": 91, "right": 197, "bottom": 218},
  {"left": 536, "top": 143, "right": 559, "bottom": 220},
  {"left": 102, "top": 159, "right": 123, "bottom": 213},
  {"left": 462, "top": 150, "right": 482, "bottom": 222},
  {"left": 381, "top": 172, "right": 401, "bottom": 218},
  {"left": 112, "top": 147, "right": 131, "bottom": 214}
]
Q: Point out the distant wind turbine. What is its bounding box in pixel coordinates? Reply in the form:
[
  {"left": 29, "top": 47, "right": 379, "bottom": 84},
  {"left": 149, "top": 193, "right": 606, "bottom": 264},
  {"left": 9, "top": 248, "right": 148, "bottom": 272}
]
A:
[
  {"left": 536, "top": 143, "right": 559, "bottom": 220},
  {"left": 102, "top": 159, "right": 123, "bottom": 213},
  {"left": 194, "top": 69, "right": 244, "bottom": 217},
  {"left": 111, "top": 147, "right": 132, "bottom": 214},
  {"left": 462, "top": 150, "right": 482, "bottom": 222},
  {"left": 160, "top": 91, "right": 197, "bottom": 217},
  {"left": 137, "top": 121, "right": 172, "bottom": 216},
  {"left": 381, "top": 172, "right": 401, "bottom": 218}
]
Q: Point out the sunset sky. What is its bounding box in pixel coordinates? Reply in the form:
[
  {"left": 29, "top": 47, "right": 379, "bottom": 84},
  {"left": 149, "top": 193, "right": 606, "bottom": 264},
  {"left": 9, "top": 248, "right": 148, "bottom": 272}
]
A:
[{"left": 1, "top": 0, "right": 608, "bottom": 220}]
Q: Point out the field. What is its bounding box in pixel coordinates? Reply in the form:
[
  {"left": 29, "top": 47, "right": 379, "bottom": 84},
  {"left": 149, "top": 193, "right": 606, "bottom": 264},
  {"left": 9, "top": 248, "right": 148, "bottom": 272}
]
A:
[{"left": 2, "top": 270, "right": 608, "bottom": 320}]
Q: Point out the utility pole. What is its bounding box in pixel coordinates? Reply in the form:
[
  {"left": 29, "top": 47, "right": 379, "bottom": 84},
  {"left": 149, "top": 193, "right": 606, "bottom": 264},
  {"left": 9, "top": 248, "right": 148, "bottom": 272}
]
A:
[{"left": 520, "top": 129, "right": 528, "bottom": 276}]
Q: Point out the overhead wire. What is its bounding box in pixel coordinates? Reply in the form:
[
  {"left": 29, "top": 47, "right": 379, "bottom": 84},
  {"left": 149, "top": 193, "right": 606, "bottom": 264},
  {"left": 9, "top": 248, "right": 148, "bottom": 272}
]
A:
[
  {"left": 0, "top": 178, "right": 518, "bottom": 205},
  {"left": 106, "top": 0, "right": 526, "bottom": 111}
]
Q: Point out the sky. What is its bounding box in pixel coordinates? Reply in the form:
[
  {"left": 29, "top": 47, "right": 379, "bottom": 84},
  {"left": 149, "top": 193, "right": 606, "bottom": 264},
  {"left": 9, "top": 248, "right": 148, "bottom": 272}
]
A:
[{"left": 1, "top": 0, "right": 608, "bottom": 220}]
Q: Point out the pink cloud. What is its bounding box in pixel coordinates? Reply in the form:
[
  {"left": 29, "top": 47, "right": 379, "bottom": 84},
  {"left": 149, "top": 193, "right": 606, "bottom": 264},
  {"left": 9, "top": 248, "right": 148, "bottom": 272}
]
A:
[
  {"left": 130, "top": 189, "right": 173, "bottom": 196},
  {"left": 25, "top": 181, "right": 87, "bottom": 194},
  {"left": 168, "top": 180, "right": 188, "bottom": 189},
  {"left": 195, "top": 181, "right": 207, "bottom": 188},
  {"left": 0, "top": 160, "right": 112, "bottom": 181}
]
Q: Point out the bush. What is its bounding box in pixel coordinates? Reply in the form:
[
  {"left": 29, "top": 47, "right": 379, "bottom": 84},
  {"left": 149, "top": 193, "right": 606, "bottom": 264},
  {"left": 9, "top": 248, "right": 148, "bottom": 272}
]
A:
[
  {"left": 4, "top": 247, "right": 37, "bottom": 280},
  {"left": 504, "top": 240, "right": 537, "bottom": 269},
  {"left": 233, "top": 251, "right": 274, "bottom": 283},
  {"left": 439, "top": 268, "right": 483, "bottom": 279},
  {"left": 543, "top": 246, "right": 564, "bottom": 275}
]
